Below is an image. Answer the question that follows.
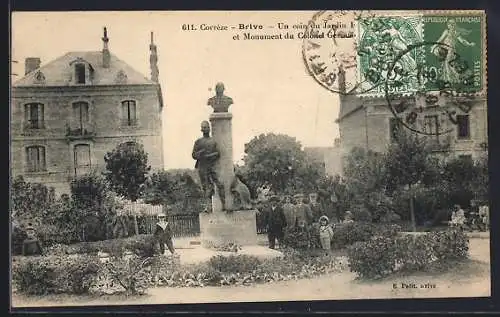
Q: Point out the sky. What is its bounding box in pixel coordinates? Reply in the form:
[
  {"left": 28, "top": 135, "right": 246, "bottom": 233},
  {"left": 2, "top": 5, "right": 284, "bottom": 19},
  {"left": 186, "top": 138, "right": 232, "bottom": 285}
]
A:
[{"left": 11, "top": 11, "right": 341, "bottom": 169}]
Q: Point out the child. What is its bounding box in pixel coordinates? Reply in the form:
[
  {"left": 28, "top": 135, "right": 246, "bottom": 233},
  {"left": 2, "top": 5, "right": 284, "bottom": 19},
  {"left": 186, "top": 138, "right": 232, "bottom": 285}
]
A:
[
  {"left": 318, "top": 215, "right": 334, "bottom": 251},
  {"left": 154, "top": 213, "right": 177, "bottom": 256}
]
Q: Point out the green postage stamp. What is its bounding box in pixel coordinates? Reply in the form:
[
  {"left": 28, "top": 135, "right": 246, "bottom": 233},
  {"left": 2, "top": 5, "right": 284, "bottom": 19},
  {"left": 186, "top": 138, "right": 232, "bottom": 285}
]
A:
[{"left": 357, "top": 11, "right": 485, "bottom": 96}]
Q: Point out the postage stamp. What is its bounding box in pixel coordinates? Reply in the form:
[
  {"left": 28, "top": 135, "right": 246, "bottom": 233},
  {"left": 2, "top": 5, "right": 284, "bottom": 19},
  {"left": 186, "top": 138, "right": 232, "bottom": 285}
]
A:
[
  {"left": 10, "top": 10, "right": 489, "bottom": 310},
  {"left": 357, "top": 13, "right": 425, "bottom": 96},
  {"left": 422, "top": 14, "right": 484, "bottom": 93}
]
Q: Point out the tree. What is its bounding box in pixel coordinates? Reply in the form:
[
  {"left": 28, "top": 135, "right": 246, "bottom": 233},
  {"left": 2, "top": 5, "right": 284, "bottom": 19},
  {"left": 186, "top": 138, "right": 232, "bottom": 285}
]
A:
[
  {"left": 104, "top": 142, "right": 151, "bottom": 234},
  {"left": 342, "top": 147, "right": 392, "bottom": 222},
  {"left": 104, "top": 142, "right": 151, "bottom": 202},
  {"left": 239, "top": 133, "right": 323, "bottom": 195},
  {"left": 383, "top": 131, "right": 442, "bottom": 231},
  {"left": 142, "top": 170, "right": 203, "bottom": 213},
  {"left": 10, "top": 176, "right": 56, "bottom": 226},
  {"left": 70, "top": 173, "right": 119, "bottom": 241}
]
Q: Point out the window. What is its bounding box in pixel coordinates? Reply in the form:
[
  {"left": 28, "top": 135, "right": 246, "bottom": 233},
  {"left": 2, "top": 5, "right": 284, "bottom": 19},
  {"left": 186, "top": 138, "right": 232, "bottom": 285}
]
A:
[
  {"left": 423, "top": 115, "right": 439, "bottom": 139},
  {"left": 122, "top": 100, "right": 137, "bottom": 126},
  {"left": 26, "top": 146, "right": 46, "bottom": 172},
  {"left": 72, "top": 102, "right": 90, "bottom": 132},
  {"left": 75, "top": 64, "right": 86, "bottom": 84},
  {"left": 457, "top": 115, "right": 470, "bottom": 139},
  {"left": 74, "top": 144, "right": 91, "bottom": 176},
  {"left": 389, "top": 118, "right": 402, "bottom": 142},
  {"left": 24, "top": 103, "right": 44, "bottom": 129}
]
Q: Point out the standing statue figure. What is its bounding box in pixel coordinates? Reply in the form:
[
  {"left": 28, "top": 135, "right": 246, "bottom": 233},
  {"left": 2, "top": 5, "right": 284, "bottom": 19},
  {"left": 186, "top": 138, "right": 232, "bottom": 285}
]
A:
[
  {"left": 192, "top": 120, "right": 226, "bottom": 212},
  {"left": 207, "top": 82, "right": 234, "bottom": 113}
]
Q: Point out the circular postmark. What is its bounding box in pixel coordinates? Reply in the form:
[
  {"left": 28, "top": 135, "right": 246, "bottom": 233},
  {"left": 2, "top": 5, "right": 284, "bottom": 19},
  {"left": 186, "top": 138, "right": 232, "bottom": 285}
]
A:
[
  {"left": 302, "top": 10, "right": 360, "bottom": 95},
  {"left": 383, "top": 40, "right": 478, "bottom": 136}
]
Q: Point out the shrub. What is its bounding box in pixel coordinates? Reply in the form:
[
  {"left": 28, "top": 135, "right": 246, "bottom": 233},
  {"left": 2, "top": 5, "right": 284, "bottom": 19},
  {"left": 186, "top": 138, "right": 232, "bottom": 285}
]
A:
[
  {"left": 346, "top": 229, "right": 469, "bottom": 279},
  {"left": 208, "top": 255, "right": 262, "bottom": 274},
  {"left": 283, "top": 226, "right": 311, "bottom": 249},
  {"left": 331, "top": 222, "right": 401, "bottom": 249},
  {"left": 12, "top": 255, "right": 100, "bottom": 295},
  {"left": 97, "top": 254, "right": 152, "bottom": 295},
  {"left": 45, "top": 235, "right": 157, "bottom": 258}
]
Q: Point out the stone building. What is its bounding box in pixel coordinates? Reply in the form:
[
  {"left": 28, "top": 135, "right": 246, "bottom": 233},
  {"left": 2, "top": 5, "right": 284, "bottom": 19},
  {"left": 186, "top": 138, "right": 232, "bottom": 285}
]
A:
[
  {"left": 11, "top": 28, "right": 165, "bottom": 194},
  {"left": 304, "top": 139, "right": 343, "bottom": 177},
  {"left": 335, "top": 68, "right": 488, "bottom": 174}
]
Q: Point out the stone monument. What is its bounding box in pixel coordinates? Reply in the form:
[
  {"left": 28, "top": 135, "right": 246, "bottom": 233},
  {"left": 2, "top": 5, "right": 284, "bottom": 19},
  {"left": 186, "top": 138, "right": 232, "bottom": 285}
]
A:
[{"left": 196, "top": 82, "right": 258, "bottom": 248}]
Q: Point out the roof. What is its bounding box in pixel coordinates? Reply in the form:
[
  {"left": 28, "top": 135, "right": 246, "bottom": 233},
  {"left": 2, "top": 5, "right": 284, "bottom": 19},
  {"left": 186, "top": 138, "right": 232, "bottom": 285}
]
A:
[{"left": 13, "top": 51, "right": 157, "bottom": 87}]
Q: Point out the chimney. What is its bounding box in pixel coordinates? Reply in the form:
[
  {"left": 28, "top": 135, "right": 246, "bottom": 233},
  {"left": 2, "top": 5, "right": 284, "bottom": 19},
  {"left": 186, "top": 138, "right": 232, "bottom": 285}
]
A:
[
  {"left": 102, "top": 27, "right": 110, "bottom": 68},
  {"left": 149, "top": 31, "right": 159, "bottom": 83},
  {"left": 25, "top": 57, "right": 41, "bottom": 75}
]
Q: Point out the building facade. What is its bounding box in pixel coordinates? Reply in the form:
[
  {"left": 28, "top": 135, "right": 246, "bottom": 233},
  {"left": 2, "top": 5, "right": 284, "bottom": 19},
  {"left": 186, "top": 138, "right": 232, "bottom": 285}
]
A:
[
  {"left": 335, "top": 70, "right": 488, "bottom": 174},
  {"left": 11, "top": 29, "right": 165, "bottom": 194},
  {"left": 304, "top": 140, "right": 343, "bottom": 177}
]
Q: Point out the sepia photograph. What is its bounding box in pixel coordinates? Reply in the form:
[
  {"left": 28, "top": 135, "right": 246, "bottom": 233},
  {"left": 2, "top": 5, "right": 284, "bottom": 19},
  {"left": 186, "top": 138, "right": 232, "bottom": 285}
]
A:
[{"left": 10, "top": 10, "right": 490, "bottom": 308}]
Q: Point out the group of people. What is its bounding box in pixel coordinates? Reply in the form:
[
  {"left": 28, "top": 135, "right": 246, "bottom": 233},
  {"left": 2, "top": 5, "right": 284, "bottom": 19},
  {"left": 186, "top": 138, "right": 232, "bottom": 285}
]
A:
[
  {"left": 449, "top": 203, "right": 490, "bottom": 230},
  {"left": 259, "top": 193, "right": 354, "bottom": 251}
]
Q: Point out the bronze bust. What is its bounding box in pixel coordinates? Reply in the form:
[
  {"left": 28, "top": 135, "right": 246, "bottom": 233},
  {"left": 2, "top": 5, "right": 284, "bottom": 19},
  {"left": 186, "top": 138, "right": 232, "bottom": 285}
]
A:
[{"left": 207, "top": 82, "right": 234, "bottom": 113}]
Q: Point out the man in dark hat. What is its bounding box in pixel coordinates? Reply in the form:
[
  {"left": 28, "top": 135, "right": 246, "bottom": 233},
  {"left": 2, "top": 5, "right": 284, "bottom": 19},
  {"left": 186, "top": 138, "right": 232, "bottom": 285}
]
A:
[
  {"left": 264, "top": 195, "right": 287, "bottom": 249},
  {"left": 153, "top": 213, "right": 176, "bottom": 256},
  {"left": 192, "top": 120, "right": 226, "bottom": 212}
]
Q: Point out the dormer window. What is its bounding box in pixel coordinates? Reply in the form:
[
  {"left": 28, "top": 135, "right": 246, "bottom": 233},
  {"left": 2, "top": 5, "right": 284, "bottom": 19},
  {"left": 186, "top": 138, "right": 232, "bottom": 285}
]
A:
[
  {"left": 75, "top": 63, "right": 86, "bottom": 84},
  {"left": 69, "top": 58, "right": 94, "bottom": 85}
]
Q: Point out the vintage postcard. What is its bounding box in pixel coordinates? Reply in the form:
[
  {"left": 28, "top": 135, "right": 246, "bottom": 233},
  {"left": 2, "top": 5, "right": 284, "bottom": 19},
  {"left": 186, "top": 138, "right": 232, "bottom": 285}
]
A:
[{"left": 10, "top": 10, "right": 489, "bottom": 309}]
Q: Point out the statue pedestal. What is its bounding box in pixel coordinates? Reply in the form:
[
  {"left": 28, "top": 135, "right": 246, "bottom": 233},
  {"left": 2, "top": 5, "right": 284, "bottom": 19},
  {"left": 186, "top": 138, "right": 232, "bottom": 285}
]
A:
[
  {"left": 199, "top": 210, "right": 258, "bottom": 248},
  {"left": 209, "top": 112, "right": 235, "bottom": 212}
]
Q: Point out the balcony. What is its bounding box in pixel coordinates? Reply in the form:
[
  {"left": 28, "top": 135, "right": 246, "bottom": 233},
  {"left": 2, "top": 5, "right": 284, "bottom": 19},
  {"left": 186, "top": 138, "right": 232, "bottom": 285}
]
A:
[{"left": 65, "top": 122, "right": 96, "bottom": 141}]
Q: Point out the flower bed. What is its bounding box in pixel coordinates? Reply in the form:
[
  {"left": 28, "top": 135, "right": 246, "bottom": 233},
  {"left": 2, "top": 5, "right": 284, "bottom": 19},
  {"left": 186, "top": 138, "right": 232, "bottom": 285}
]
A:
[
  {"left": 346, "top": 229, "right": 469, "bottom": 279},
  {"left": 12, "top": 247, "right": 348, "bottom": 296}
]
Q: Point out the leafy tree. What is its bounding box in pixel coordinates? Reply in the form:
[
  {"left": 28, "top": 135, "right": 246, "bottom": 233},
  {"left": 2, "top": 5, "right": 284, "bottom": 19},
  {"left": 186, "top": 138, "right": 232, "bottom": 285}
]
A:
[
  {"left": 383, "top": 131, "right": 442, "bottom": 230},
  {"left": 239, "top": 133, "right": 323, "bottom": 195},
  {"left": 143, "top": 170, "right": 203, "bottom": 213},
  {"left": 10, "top": 176, "right": 56, "bottom": 226},
  {"left": 344, "top": 147, "right": 386, "bottom": 195},
  {"left": 70, "top": 173, "right": 118, "bottom": 241},
  {"left": 104, "top": 142, "right": 151, "bottom": 202}
]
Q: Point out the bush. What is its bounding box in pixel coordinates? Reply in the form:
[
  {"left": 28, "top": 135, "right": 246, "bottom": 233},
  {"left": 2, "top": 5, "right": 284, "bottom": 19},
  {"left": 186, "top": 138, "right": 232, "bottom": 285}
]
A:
[
  {"left": 283, "top": 226, "right": 311, "bottom": 249},
  {"left": 330, "top": 222, "right": 401, "bottom": 249},
  {"left": 45, "top": 235, "right": 157, "bottom": 258},
  {"left": 208, "top": 255, "right": 262, "bottom": 274},
  {"left": 12, "top": 255, "right": 100, "bottom": 295},
  {"left": 346, "top": 229, "right": 469, "bottom": 279}
]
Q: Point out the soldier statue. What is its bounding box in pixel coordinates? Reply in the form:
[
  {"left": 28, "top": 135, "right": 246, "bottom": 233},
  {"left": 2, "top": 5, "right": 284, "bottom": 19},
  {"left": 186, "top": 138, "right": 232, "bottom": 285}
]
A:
[{"left": 192, "top": 120, "right": 226, "bottom": 212}]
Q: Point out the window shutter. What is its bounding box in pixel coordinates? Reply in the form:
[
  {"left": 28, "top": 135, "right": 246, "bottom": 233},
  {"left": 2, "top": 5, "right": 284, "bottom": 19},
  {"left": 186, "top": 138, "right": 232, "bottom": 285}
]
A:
[
  {"left": 24, "top": 104, "right": 29, "bottom": 127},
  {"left": 130, "top": 101, "right": 137, "bottom": 121},
  {"left": 38, "top": 104, "right": 44, "bottom": 128},
  {"left": 39, "top": 146, "right": 46, "bottom": 171}
]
